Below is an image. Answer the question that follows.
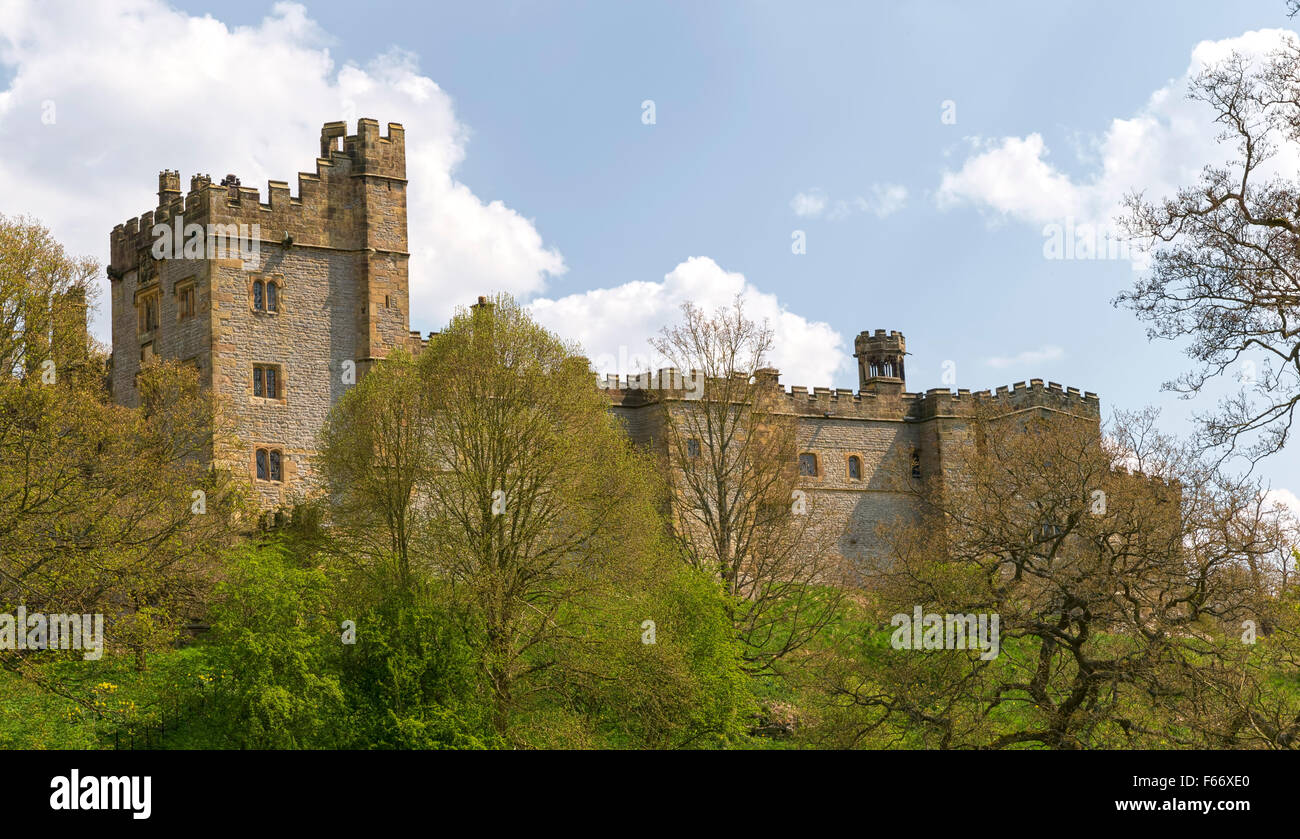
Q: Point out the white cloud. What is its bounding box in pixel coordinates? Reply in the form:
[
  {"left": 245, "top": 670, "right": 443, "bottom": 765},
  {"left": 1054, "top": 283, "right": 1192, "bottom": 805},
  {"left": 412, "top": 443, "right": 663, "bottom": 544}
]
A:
[
  {"left": 986, "top": 345, "right": 1064, "bottom": 370},
  {"left": 870, "top": 183, "right": 908, "bottom": 217},
  {"left": 1264, "top": 487, "right": 1300, "bottom": 521},
  {"left": 528, "top": 256, "right": 851, "bottom": 389},
  {"left": 0, "top": 0, "right": 565, "bottom": 341},
  {"left": 790, "top": 190, "right": 827, "bottom": 217},
  {"left": 790, "top": 184, "right": 907, "bottom": 220},
  {"left": 936, "top": 28, "right": 1300, "bottom": 230},
  {"left": 0, "top": 1, "right": 854, "bottom": 392},
  {"left": 938, "top": 134, "right": 1090, "bottom": 223},
  {"left": 841, "top": 183, "right": 908, "bottom": 219}
]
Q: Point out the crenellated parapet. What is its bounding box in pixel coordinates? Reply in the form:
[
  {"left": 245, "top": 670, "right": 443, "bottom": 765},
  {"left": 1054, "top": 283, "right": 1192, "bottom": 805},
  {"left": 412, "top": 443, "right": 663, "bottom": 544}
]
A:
[
  {"left": 912, "top": 378, "right": 1100, "bottom": 420},
  {"left": 109, "top": 173, "right": 223, "bottom": 275},
  {"left": 109, "top": 119, "right": 408, "bottom": 279},
  {"left": 599, "top": 368, "right": 708, "bottom": 407},
  {"left": 780, "top": 385, "right": 921, "bottom": 419},
  {"left": 601, "top": 363, "right": 1099, "bottom": 423}
]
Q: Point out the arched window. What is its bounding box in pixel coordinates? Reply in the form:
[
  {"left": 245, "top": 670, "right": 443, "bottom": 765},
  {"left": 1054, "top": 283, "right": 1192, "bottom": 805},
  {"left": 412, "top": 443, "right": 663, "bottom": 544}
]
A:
[
  {"left": 911, "top": 449, "right": 921, "bottom": 479},
  {"left": 267, "top": 281, "right": 278, "bottom": 312},
  {"left": 252, "top": 280, "right": 264, "bottom": 311},
  {"left": 848, "top": 455, "right": 862, "bottom": 480},
  {"left": 256, "top": 448, "right": 284, "bottom": 482},
  {"left": 798, "top": 453, "right": 818, "bottom": 477}
]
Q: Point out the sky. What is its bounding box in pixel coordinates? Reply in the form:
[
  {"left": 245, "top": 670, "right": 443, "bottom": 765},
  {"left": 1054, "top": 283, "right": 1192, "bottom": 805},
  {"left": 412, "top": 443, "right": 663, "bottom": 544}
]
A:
[{"left": 0, "top": 0, "right": 1297, "bottom": 504}]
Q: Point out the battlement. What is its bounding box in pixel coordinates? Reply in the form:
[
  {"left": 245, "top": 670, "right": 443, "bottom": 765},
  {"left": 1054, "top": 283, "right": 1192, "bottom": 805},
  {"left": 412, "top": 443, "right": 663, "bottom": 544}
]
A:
[
  {"left": 781, "top": 384, "right": 922, "bottom": 419},
  {"left": 598, "top": 368, "right": 707, "bottom": 405},
  {"left": 605, "top": 365, "right": 1100, "bottom": 423},
  {"left": 318, "top": 118, "right": 406, "bottom": 173},
  {"left": 773, "top": 377, "right": 1099, "bottom": 421},
  {"left": 109, "top": 120, "right": 407, "bottom": 276},
  {"left": 598, "top": 365, "right": 920, "bottom": 418},
  {"left": 912, "top": 378, "right": 1101, "bottom": 419}
]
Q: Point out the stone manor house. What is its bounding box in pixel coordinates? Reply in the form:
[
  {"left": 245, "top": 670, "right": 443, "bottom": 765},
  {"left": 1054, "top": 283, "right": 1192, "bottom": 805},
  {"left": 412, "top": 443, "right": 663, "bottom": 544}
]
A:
[{"left": 108, "top": 119, "right": 1101, "bottom": 560}]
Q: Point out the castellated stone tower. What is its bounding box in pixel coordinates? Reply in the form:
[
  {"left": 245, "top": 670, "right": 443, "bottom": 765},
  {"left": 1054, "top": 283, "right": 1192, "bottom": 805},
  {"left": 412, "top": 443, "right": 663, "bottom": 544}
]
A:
[
  {"left": 108, "top": 119, "right": 416, "bottom": 507},
  {"left": 855, "top": 329, "right": 906, "bottom": 395}
]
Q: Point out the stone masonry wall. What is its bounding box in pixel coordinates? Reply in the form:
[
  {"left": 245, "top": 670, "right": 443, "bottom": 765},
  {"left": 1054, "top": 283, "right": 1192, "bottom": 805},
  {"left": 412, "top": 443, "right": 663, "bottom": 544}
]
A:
[
  {"left": 208, "top": 246, "right": 362, "bottom": 507},
  {"left": 109, "top": 119, "right": 410, "bottom": 508}
]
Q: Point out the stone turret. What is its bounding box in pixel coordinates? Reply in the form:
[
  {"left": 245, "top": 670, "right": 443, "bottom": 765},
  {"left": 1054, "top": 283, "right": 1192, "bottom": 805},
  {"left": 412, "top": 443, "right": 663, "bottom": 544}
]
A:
[
  {"left": 157, "top": 170, "right": 181, "bottom": 207},
  {"left": 854, "top": 329, "right": 906, "bottom": 396}
]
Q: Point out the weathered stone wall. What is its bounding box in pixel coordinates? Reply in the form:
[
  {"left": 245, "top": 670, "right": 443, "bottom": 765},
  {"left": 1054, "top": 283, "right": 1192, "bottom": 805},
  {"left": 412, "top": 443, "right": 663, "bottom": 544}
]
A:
[
  {"left": 208, "top": 247, "right": 363, "bottom": 506},
  {"left": 108, "top": 254, "right": 213, "bottom": 408},
  {"left": 109, "top": 119, "right": 410, "bottom": 507},
  {"left": 600, "top": 366, "right": 1102, "bottom": 570},
  {"left": 794, "top": 415, "right": 922, "bottom": 567}
]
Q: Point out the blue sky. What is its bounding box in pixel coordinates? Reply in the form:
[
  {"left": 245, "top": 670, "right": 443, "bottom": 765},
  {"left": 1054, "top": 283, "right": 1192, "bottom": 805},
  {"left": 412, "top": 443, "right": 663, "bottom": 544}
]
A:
[{"left": 1, "top": 0, "right": 1297, "bottom": 496}]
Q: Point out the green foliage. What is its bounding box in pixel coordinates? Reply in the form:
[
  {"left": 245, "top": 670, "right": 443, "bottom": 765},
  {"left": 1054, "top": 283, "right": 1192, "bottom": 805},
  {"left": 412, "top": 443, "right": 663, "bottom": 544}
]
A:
[
  {"left": 203, "top": 540, "right": 346, "bottom": 749},
  {"left": 191, "top": 533, "right": 755, "bottom": 749},
  {"left": 0, "top": 647, "right": 214, "bottom": 749},
  {"left": 539, "top": 557, "right": 754, "bottom": 749},
  {"left": 10, "top": 222, "right": 1295, "bottom": 750},
  {"left": 335, "top": 599, "right": 499, "bottom": 749}
]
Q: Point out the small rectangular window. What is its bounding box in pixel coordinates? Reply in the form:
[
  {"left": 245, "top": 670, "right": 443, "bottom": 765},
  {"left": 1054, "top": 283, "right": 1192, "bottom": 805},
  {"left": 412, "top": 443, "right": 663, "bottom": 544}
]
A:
[
  {"left": 848, "top": 455, "right": 862, "bottom": 480},
  {"left": 798, "top": 453, "right": 818, "bottom": 477},
  {"left": 686, "top": 438, "right": 701, "bottom": 458},
  {"left": 252, "top": 364, "right": 283, "bottom": 399},
  {"left": 139, "top": 291, "right": 160, "bottom": 333},
  {"left": 178, "top": 284, "right": 196, "bottom": 320}
]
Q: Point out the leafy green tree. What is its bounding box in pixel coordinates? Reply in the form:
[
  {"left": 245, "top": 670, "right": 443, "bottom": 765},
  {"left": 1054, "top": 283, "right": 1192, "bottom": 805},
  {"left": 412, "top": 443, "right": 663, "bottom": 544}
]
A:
[
  {"left": 319, "top": 348, "right": 433, "bottom": 596},
  {"left": 336, "top": 599, "right": 499, "bottom": 749},
  {"left": 416, "top": 295, "right": 668, "bottom": 735},
  {"left": 545, "top": 558, "right": 752, "bottom": 748},
  {"left": 811, "top": 408, "right": 1300, "bottom": 749},
  {"left": 651, "top": 297, "right": 847, "bottom": 672},
  {"left": 0, "top": 216, "right": 243, "bottom": 683},
  {"left": 205, "top": 541, "right": 346, "bottom": 749},
  {"left": 318, "top": 294, "right": 754, "bottom": 744}
]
